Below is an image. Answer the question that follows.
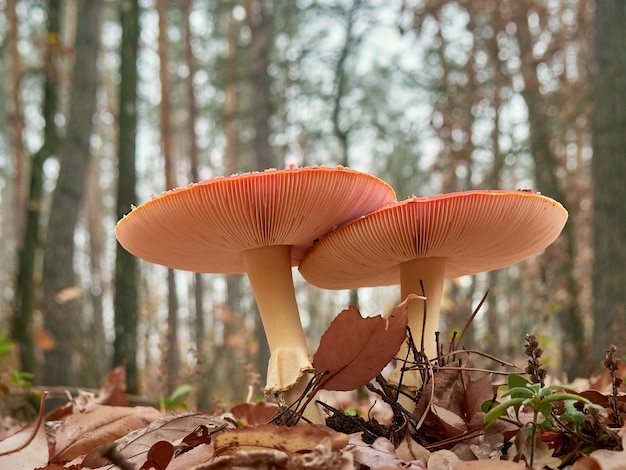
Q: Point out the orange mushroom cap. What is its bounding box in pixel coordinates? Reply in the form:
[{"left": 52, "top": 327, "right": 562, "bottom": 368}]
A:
[
  {"left": 299, "top": 190, "right": 568, "bottom": 288},
  {"left": 115, "top": 165, "right": 396, "bottom": 272}
]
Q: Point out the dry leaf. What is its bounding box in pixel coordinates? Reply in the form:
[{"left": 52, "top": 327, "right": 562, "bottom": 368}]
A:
[
  {"left": 138, "top": 440, "right": 175, "bottom": 470},
  {"left": 214, "top": 423, "right": 348, "bottom": 455},
  {"left": 571, "top": 455, "right": 603, "bottom": 470},
  {"left": 52, "top": 404, "right": 161, "bottom": 463},
  {"left": 346, "top": 434, "right": 426, "bottom": 469},
  {"left": 199, "top": 438, "right": 355, "bottom": 470},
  {"left": 427, "top": 449, "right": 458, "bottom": 469},
  {"left": 82, "top": 412, "right": 233, "bottom": 469},
  {"left": 94, "top": 366, "right": 129, "bottom": 407},
  {"left": 580, "top": 431, "right": 626, "bottom": 470},
  {"left": 0, "top": 393, "right": 49, "bottom": 470},
  {"left": 395, "top": 431, "right": 430, "bottom": 463},
  {"left": 453, "top": 461, "right": 526, "bottom": 469},
  {"left": 231, "top": 401, "right": 279, "bottom": 426},
  {"left": 313, "top": 295, "right": 416, "bottom": 391}
]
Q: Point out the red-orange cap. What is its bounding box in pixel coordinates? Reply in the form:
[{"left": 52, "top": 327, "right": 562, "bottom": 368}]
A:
[
  {"left": 299, "top": 190, "right": 568, "bottom": 289},
  {"left": 115, "top": 166, "right": 396, "bottom": 273}
]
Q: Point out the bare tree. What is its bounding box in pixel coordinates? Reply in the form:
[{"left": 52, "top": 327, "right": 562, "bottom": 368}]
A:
[
  {"left": 42, "top": 0, "right": 103, "bottom": 386},
  {"left": 114, "top": 0, "right": 141, "bottom": 395},
  {"left": 156, "top": 0, "right": 180, "bottom": 395},
  {"left": 591, "top": 1, "right": 626, "bottom": 359},
  {"left": 11, "top": 0, "right": 62, "bottom": 377}
]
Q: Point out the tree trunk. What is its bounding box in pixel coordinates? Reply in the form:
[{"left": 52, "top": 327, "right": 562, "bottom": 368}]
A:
[
  {"left": 156, "top": 0, "right": 180, "bottom": 395},
  {"left": 42, "top": 0, "right": 103, "bottom": 386},
  {"left": 182, "top": 0, "right": 209, "bottom": 410},
  {"left": 244, "top": 0, "right": 275, "bottom": 171},
  {"left": 85, "top": 153, "right": 106, "bottom": 385},
  {"left": 113, "top": 0, "right": 141, "bottom": 395},
  {"left": 514, "top": 5, "right": 587, "bottom": 379},
  {"left": 591, "top": 1, "right": 626, "bottom": 360},
  {"left": 243, "top": 0, "right": 275, "bottom": 378},
  {"left": 11, "top": 0, "right": 61, "bottom": 378},
  {"left": 6, "top": 0, "right": 27, "bottom": 244}
]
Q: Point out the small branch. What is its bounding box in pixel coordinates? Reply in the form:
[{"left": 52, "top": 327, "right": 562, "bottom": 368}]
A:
[{"left": 101, "top": 442, "right": 135, "bottom": 470}]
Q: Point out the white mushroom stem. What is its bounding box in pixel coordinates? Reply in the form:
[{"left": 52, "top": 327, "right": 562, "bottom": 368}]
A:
[
  {"left": 388, "top": 256, "right": 447, "bottom": 410},
  {"left": 242, "top": 245, "right": 323, "bottom": 423}
]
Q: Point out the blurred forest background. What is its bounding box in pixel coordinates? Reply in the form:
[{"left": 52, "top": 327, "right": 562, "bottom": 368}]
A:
[{"left": 1, "top": 0, "right": 625, "bottom": 410}]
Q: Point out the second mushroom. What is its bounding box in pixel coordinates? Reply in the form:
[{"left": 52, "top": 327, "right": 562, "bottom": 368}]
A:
[{"left": 299, "top": 190, "right": 568, "bottom": 408}]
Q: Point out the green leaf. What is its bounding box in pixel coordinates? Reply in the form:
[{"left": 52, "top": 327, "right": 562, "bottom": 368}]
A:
[
  {"left": 504, "top": 386, "right": 535, "bottom": 398},
  {"left": 542, "top": 393, "right": 590, "bottom": 404},
  {"left": 484, "top": 397, "right": 526, "bottom": 427},
  {"left": 169, "top": 384, "right": 192, "bottom": 401},
  {"left": 508, "top": 373, "right": 530, "bottom": 389}
]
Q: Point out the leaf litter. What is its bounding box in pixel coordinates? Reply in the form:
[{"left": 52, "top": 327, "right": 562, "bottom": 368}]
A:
[{"left": 1, "top": 298, "right": 626, "bottom": 469}]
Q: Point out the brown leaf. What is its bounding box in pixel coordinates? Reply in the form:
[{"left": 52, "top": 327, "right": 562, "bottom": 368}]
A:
[
  {"left": 94, "top": 366, "right": 129, "bottom": 407},
  {"left": 432, "top": 404, "right": 466, "bottom": 437},
  {"left": 200, "top": 438, "right": 355, "bottom": 470},
  {"left": 581, "top": 431, "right": 626, "bottom": 470},
  {"left": 427, "top": 449, "right": 459, "bottom": 469},
  {"left": 214, "top": 423, "right": 348, "bottom": 455},
  {"left": 313, "top": 295, "right": 416, "bottom": 391},
  {"left": 346, "top": 434, "right": 425, "bottom": 469},
  {"left": 82, "top": 412, "right": 233, "bottom": 469},
  {"left": 0, "top": 393, "right": 49, "bottom": 470},
  {"left": 395, "top": 431, "right": 430, "bottom": 463},
  {"left": 231, "top": 401, "right": 279, "bottom": 426},
  {"left": 453, "top": 461, "right": 526, "bottom": 469},
  {"left": 571, "top": 455, "right": 603, "bottom": 470},
  {"left": 52, "top": 404, "right": 161, "bottom": 463},
  {"left": 138, "top": 440, "right": 175, "bottom": 470}
]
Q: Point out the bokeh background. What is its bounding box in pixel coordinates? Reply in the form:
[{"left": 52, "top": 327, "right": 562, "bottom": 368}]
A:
[{"left": 2, "top": 0, "right": 625, "bottom": 410}]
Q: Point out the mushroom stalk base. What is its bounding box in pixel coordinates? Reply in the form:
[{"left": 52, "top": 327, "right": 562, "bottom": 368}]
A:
[
  {"left": 243, "top": 245, "right": 323, "bottom": 423},
  {"left": 388, "top": 257, "right": 446, "bottom": 411}
]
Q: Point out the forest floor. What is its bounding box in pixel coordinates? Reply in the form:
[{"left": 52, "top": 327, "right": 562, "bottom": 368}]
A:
[{"left": 1, "top": 303, "right": 626, "bottom": 470}]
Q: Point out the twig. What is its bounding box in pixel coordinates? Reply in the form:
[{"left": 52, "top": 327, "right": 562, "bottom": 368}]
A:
[
  {"left": 0, "top": 391, "right": 48, "bottom": 457},
  {"left": 101, "top": 442, "right": 135, "bottom": 470},
  {"left": 455, "top": 289, "right": 488, "bottom": 349}
]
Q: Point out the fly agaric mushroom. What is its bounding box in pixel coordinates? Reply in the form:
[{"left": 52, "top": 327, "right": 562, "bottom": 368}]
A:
[
  {"left": 115, "top": 165, "right": 395, "bottom": 422},
  {"left": 299, "top": 190, "right": 568, "bottom": 404}
]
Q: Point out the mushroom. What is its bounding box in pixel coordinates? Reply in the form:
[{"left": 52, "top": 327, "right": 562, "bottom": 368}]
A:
[
  {"left": 299, "top": 190, "right": 568, "bottom": 404},
  {"left": 115, "top": 165, "right": 396, "bottom": 422}
]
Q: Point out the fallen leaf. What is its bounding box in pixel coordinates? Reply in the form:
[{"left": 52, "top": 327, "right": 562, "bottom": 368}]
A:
[
  {"left": 346, "top": 434, "right": 426, "bottom": 469},
  {"left": 453, "top": 460, "right": 526, "bottom": 469},
  {"left": 202, "top": 438, "right": 355, "bottom": 470},
  {"left": 82, "top": 412, "right": 233, "bottom": 469},
  {"left": 581, "top": 431, "right": 626, "bottom": 470},
  {"left": 427, "top": 449, "right": 458, "bottom": 469},
  {"left": 231, "top": 401, "right": 279, "bottom": 426},
  {"left": 313, "top": 295, "right": 417, "bottom": 391},
  {"left": 0, "top": 393, "right": 49, "bottom": 470},
  {"left": 571, "top": 455, "right": 603, "bottom": 470},
  {"left": 395, "top": 431, "right": 430, "bottom": 463},
  {"left": 94, "top": 366, "right": 129, "bottom": 407},
  {"left": 214, "top": 423, "right": 348, "bottom": 455},
  {"left": 52, "top": 404, "right": 162, "bottom": 463},
  {"left": 138, "top": 440, "right": 175, "bottom": 470}
]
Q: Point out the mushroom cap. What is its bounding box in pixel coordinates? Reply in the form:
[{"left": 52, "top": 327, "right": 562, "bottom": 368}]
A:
[
  {"left": 115, "top": 166, "right": 396, "bottom": 273},
  {"left": 299, "top": 190, "right": 568, "bottom": 289}
]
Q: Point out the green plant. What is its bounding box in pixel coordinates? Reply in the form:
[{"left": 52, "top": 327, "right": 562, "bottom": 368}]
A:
[
  {"left": 482, "top": 335, "right": 610, "bottom": 466},
  {"left": 0, "top": 329, "right": 33, "bottom": 392},
  {"left": 158, "top": 384, "right": 193, "bottom": 412}
]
